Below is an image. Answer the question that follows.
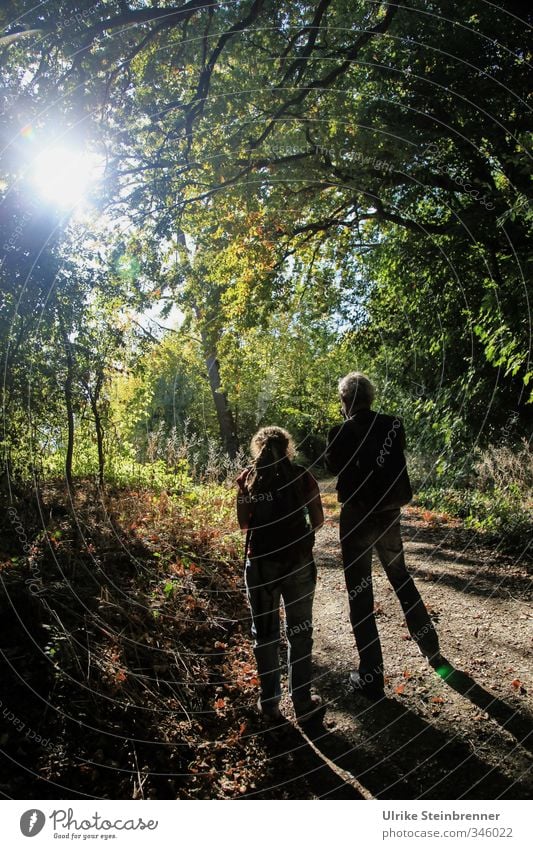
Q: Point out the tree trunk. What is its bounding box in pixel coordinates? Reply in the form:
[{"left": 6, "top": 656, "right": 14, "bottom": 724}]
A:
[
  {"left": 90, "top": 392, "right": 105, "bottom": 490},
  {"left": 59, "top": 323, "right": 75, "bottom": 492},
  {"left": 63, "top": 333, "right": 74, "bottom": 491},
  {"left": 204, "top": 351, "right": 239, "bottom": 457}
]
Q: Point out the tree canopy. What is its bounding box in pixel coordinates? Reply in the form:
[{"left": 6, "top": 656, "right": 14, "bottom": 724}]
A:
[{"left": 1, "top": 0, "right": 531, "bottom": 481}]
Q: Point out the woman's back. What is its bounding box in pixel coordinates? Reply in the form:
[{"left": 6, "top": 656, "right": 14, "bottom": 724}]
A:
[{"left": 243, "top": 461, "right": 314, "bottom": 560}]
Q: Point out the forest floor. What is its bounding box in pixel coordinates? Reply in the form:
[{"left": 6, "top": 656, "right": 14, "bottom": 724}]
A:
[{"left": 0, "top": 479, "right": 531, "bottom": 799}]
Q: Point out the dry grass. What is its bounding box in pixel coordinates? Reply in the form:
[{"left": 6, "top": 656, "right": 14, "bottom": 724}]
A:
[{"left": 474, "top": 439, "right": 533, "bottom": 493}]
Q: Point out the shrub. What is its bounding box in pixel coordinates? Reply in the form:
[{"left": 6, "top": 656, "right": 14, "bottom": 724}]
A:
[{"left": 413, "top": 441, "right": 532, "bottom": 551}]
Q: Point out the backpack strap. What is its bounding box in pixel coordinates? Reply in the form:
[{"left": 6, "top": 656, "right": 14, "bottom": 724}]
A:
[{"left": 243, "top": 526, "right": 252, "bottom": 568}]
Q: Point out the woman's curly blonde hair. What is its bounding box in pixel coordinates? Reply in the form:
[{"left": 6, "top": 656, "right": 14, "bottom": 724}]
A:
[
  {"left": 246, "top": 426, "right": 296, "bottom": 494},
  {"left": 250, "top": 426, "right": 296, "bottom": 461}
]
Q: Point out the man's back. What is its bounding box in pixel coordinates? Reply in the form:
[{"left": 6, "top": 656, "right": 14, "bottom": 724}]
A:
[{"left": 326, "top": 409, "right": 412, "bottom": 511}]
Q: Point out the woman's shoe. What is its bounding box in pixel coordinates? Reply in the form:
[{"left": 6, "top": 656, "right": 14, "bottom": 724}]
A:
[
  {"left": 349, "top": 670, "right": 385, "bottom": 700},
  {"left": 256, "top": 697, "right": 282, "bottom": 722},
  {"left": 293, "top": 694, "right": 323, "bottom": 723}
]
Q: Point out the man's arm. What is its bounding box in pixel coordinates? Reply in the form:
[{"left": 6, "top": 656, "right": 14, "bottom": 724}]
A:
[
  {"left": 399, "top": 420, "right": 407, "bottom": 451},
  {"left": 325, "top": 422, "right": 357, "bottom": 475}
]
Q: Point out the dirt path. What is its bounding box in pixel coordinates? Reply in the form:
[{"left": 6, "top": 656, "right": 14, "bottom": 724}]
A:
[{"left": 278, "top": 481, "right": 532, "bottom": 799}]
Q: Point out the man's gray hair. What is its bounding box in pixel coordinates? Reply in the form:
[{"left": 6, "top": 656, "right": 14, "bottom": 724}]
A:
[{"left": 338, "top": 371, "right": 375, "bottom": 410}]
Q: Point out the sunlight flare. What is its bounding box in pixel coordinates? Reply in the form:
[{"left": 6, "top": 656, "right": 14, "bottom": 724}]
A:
[{"left": 29, "top": 145, "right": 101, "bottom": 209}]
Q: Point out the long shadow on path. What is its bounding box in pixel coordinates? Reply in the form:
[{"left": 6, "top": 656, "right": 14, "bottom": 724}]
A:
[
  {"left": 439, "top": 661, "right": 533, "bottom": 756},
  {"left": 243, "top": 714, "right": 367, "bottom": 799},
  {"left": 302, "top": 664, "right": 533, "bottom": 800}
]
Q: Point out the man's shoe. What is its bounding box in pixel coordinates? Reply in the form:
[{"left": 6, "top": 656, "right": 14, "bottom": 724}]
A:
[
  {"left": 293, "top": 694, "right": 323, "bottom": 723},
  {"left": 256, "top": 697, "right": 282, "bottom": 722},
  {"left": 349, "top": 670, "right": 385, "bottom": 700},
  {"left": 418, "top": 645, "right": 446, "bottom": 669}
]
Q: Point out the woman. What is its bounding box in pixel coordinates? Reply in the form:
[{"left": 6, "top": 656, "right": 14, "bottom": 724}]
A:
[{"left": 236, "top": 426, "right": 324, "bottom": 722}]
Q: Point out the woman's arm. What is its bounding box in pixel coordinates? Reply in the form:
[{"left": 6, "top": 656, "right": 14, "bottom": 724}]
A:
[
  {"left": 236, "top": 469, "right": 251, "bottom": 531},
  {"left": 236, "top": 491, "right": 251, "bottom": 530},
  {"left": 306, "top": 474, "right": 324, "bottom": 530}
]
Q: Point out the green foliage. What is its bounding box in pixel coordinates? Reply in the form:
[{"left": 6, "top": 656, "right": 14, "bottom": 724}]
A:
[
  {"left": 417, "top": 485, "right": 532, "bottom": 549},
  {"left": 415, "top": 440, "right": 533, "bottom": 549},
  {"left": 42, "top": 433, "right": 193, "bottom": 494},
  {"left": 1, "top": 0, "right": 531, "bottom": 503}
]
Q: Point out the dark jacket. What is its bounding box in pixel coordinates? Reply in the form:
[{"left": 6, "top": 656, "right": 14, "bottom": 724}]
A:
[{"left": 325, "top": 409, "right": 412, "bottom": 511}]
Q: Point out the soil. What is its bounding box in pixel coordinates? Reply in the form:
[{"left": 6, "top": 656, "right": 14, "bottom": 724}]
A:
[{"left": 265, "top": 481, "right": 533, "bottom": 799}]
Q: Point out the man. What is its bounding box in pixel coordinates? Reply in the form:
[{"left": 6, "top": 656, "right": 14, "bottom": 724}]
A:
[{"left": 326, "top": 372, "right": 442, "bottom": 698}]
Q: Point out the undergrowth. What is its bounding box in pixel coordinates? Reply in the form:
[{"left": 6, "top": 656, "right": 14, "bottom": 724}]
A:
[
  {"left": 0, "top": 482, "right": 299, "bottom": 799},
  {"left": 412, "top": 441, "right": 533, "bottom": 552}
]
